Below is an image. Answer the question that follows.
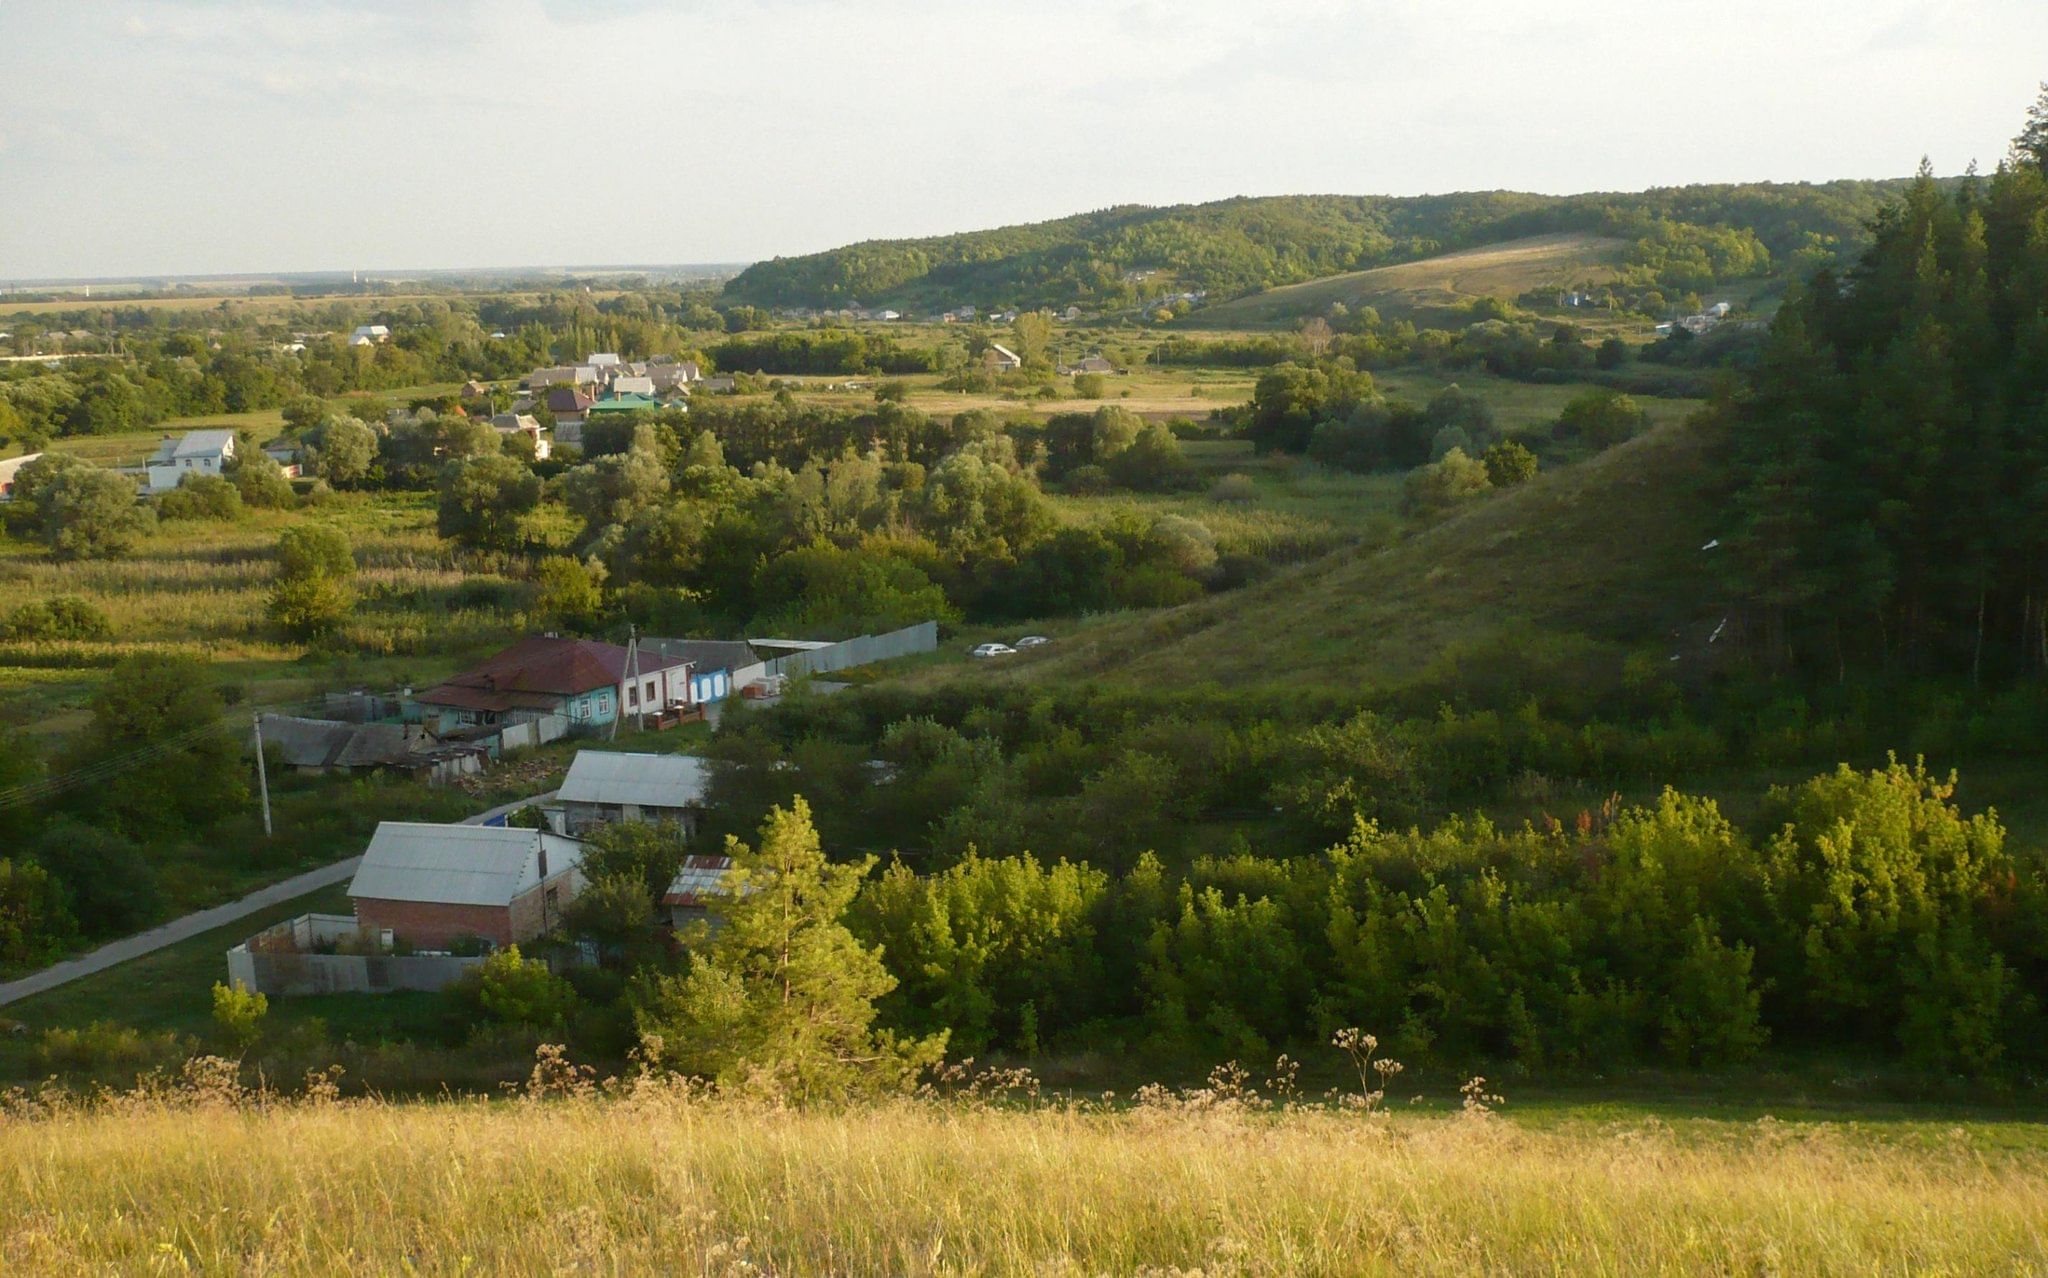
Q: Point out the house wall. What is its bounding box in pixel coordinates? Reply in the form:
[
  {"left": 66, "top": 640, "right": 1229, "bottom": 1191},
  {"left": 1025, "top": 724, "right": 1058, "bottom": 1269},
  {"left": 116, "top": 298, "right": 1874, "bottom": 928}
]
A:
[{"left": 353, "top": 897, "right": 516, "bottom": 949}]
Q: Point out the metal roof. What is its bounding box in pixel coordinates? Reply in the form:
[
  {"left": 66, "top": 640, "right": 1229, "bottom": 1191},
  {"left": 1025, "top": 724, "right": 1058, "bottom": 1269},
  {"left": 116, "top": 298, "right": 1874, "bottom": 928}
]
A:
[
  {"left": 348, "top": 822, "right": 583, "bottom": 907},
  {"left": 641, "top": 638, "right": 758, "bottom": 674},
  {"left": 664, "top": 854, "right": 736, "bottom": 907},
  {"left": 558, "top": 750, "right": 712, "bottom": 810},
  {"left": 259, "top": 714, "right": 414, "bottom": 769}
]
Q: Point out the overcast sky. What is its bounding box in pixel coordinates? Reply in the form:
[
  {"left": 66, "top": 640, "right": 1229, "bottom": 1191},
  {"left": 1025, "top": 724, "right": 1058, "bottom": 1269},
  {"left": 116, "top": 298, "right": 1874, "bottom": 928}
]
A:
[{"left": 1, "top": 0, "right": 2042, "bottom": 280}]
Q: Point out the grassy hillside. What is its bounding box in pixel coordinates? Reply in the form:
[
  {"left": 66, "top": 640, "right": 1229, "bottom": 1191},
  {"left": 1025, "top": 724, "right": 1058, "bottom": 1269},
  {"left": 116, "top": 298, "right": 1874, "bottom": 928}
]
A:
[
  {"left": 977, "top": 414, "right": 1723, "bottom": 703},
  {"left": 1195, "top": 232, "right": 1627, "bottom": 327},
  {"left": 4, "top": 1093, "right": 2043, "bottom": 1274},
  {"left": 723, "top": 182, "right": 1912, "bottom": 311}
]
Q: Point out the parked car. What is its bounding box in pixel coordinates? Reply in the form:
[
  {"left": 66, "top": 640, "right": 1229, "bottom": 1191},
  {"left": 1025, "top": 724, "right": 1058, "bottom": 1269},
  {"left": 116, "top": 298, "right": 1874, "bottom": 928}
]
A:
[
  {"left": 970, "top": 642, "right": 1016, "bottom": 658},
  {"left": 1014, "top": 635, "right": 1050, "bottom": 649}
]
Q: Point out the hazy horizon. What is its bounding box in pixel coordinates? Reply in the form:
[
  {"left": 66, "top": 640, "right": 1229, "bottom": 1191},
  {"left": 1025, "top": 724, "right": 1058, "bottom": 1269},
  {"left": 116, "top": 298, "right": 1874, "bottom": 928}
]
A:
[{"left": 2, "top": 0, "right": 2042, "bottom": 280}]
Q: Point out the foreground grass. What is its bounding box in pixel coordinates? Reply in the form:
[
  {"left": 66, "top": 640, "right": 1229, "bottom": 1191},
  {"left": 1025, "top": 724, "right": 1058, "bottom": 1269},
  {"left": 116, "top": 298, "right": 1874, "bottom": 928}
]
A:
[{"left": 0, "top": 1093, "right": 2042, "bottom": 1274}]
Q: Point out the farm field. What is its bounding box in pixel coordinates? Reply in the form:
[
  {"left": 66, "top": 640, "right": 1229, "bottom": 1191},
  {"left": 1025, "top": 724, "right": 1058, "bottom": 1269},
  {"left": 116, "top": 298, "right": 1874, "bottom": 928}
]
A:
[
  {"left": 1195, "top": 232, "right": 1630, "bottom": 328},
  {"left": 1, "top": 1094, "right": 2043, "bottom": 1276}
]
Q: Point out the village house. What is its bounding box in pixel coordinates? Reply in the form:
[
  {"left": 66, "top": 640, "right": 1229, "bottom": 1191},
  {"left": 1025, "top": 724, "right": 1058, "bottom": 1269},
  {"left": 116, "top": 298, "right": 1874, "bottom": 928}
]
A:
[
  {"left": 258, "top": 714, "right": 424, "bottom": 776},
  {"left": 489, "top": 412, "right": 551, "bottom": 460},
  {"left": 348, "top": 822, "right": 586, "bottom": 950},
  {"left": 349, "top": 324, "right": 390, "bottom": 346},
  {"left": 144, "top": 429, "right": 237, "bottom": 493},
  {"left": 609, "top": 374, "right": 656, "bottom": 397},
  {"left": 639, "top": 638, "right": 754, "bottom": 702},
  {"left": 984, "top": 342, "right": 1023, "bottom": 372},
  {"left": 0, "top": 452, "right": 43, "bottom": 501},
  {"left": 551, "top": 750, "right": 714, "bottom": 837},
  {"left": 701, "top": 375, "right": 737, "bottom": 393},
  {"left": 261, "top": 440, "right": 305, "bottom": 476},
  {"left": 1057, "top": 354, "right": 1119, "bottom": 376},
  {"left": 409, "top": 635, "right": 691, "bottom": 733}
]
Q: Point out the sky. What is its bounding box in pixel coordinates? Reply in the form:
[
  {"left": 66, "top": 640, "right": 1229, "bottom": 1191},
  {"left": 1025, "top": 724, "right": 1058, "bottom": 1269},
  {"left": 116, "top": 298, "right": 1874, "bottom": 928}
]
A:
[{"left": 0, "top": 0, "right": 2043, "bottom": 280}]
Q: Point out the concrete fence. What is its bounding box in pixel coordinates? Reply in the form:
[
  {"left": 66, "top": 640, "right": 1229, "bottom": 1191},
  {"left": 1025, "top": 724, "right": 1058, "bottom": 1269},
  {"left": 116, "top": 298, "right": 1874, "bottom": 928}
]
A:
[{"left": 226, "top": 914, "right": 485, "bottom": 995}]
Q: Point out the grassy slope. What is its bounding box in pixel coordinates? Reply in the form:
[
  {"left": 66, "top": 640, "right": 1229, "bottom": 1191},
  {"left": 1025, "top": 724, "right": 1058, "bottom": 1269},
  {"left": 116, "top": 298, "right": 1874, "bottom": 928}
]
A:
[
  {"left": 2, "top": 1098, "right": 2043, "bottom": 1274},
  {"left": 978, "top": 416, "right": 1722, "bottom": 701},
  {"left": 1194, "top": 232, "right": 1628, "bottom": 328}
]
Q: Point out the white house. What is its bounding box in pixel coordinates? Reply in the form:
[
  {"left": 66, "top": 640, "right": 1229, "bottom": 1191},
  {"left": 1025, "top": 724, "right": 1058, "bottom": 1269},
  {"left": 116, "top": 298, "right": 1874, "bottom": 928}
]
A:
[
  {"left": 145, "top": 429, "right": 237, "bottom": 493},
  {"left": 489, "top": 412, "right": 551, "bottom": 460},
  {"left": 349, "top": 324, "right": 390, "bottom": 346},
  {"left": 985, "top": 342, "right": 1023, "bottom": 372},
  {"left": 550, "top": 750, "right": 714, "bottom": 836},
  {"left": 587, "top": 352, "right": 622, "bottom": 369},
  {"left": 609, "top": 375, "right": 656, "bottom": 397},
  {"left": 0, "top": 452, "right": 43, "bottom": 502}
]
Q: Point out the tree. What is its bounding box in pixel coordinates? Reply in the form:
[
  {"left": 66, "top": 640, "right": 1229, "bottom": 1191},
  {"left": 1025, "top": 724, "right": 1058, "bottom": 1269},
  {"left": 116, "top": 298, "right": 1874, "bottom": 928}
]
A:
[
  {"left": 1106, "top": 422, "right": 1192, "bottom": 491},
  {"left": 302, "top": 413, "right": 377, "bottom": 487},
  {"left": 225, "top": 454, "right": 295, "bottom": 508},
  {"left": 29, "top": 817, "right": 162, "bottom": 937},
  {"left": 438, "top": 453, "right": 542, "bottom": 550},
  {"left": 630, "top": 798, "right": 947, "bottom": 1100},
  {"left": 1481, "top": 439, "right": 1540, "bottom": 487},
  {"left": 1011, "top": 310, "right": 1054, "bottom": 368},
  {"left": 1299, "top": 316, "right": 1334, "bottom": 357},
  {"left": 448, "top": 945, "right": 578, "bottom": 1032},
  {"left": 1554, "top": 388, "right": 1647, "bottom": 448},
  {"left": 269, "top": 524, "right": 356, "bottom": 639},
  {"left": 750, "top": 541, "right": 958, "bottom": 636},
  {"left": 2, "top": 595, "right": 111, "bottom": 642},
  {"left": 64, "top": 653, "right": 246, "bottom": 836},
  {"left": 26, "top": 463, "right": 154, "bottom": 560},
  {"left": 0, "top": 857, "right": 76, "bottom": 972},
  {"left": 2015, "top": 82, "right": 2048, "bottom": 175},
  {"left": 1402, "top": 447, "right": 1493, "bottom": 518},
  {"left": 211, "top": 980, "right": 268, "bottom": 1052},
  {"left": 531, "top": 556, "right": 605, "bottom": 629}
]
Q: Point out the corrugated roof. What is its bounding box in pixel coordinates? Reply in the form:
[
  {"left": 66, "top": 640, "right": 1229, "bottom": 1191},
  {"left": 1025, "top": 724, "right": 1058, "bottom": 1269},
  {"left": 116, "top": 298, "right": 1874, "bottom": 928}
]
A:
[
  {"left": 664, "top": 854, "right": 736, "bottom": 907},
  {"left": 559, "top": 751, "right": 712, "bottom": 810},
  {"left": 348, "top": 822, "right": 583, "bottom": 907},
  {"left": 259, "top": 714, "right": 414, "bottom": 769}
]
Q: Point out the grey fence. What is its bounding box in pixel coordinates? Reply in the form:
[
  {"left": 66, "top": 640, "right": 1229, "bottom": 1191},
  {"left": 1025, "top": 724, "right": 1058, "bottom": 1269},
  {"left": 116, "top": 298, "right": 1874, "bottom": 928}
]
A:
[{"left": 737, "top": 621, "right": 938, "bottom": 689}]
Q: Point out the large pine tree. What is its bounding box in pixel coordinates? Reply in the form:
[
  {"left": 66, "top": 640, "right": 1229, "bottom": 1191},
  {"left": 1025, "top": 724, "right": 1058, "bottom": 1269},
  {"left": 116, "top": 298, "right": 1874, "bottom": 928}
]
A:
[{"left": 1724, "top": 102, "right": 2048, "bottom": 679}]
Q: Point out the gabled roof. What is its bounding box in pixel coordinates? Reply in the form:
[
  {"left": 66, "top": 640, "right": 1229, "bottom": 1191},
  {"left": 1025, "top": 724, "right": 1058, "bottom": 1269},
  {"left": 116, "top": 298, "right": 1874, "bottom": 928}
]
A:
[
  {"left": 588, "top": 393, "right": 659, "bottom": 413},
  {"left": 664, "top": 854, "right": 736, "bottom": 908},
  {"left": 610, "top": 376, "right": 656, "bottom": 396},
  {"left": 545, "top": 386, "right": 594, "bottom": 412},
  {"left": 987, "top": 342, "right": 1021, "bottom": 363},
  {"left": 259, "top": 714, "right": 415, "bottom": 769},
  {"left": 349, "top": 822, "right": 583, "bottom": 907},
  {"left": 152, "top": 429, "right": 236, "bottom": 464},
  {"left": 559, "top": 750, "right": 712, "bottom": 810},
  {"left": 417, "top": 636, "right": 685, "bottom": 711}
]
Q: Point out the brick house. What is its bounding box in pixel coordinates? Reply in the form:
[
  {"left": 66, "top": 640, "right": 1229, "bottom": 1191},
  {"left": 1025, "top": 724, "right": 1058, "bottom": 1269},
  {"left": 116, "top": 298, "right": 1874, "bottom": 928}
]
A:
[{"left": 347, "top": 822, "right": 586, "bottom": 950}]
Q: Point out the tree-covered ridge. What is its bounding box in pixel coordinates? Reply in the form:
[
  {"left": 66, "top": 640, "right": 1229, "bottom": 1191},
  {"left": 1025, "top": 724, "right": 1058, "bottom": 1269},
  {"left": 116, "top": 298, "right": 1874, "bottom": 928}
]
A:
[
  {"left": 723, "top": 182, "right": 1919, "bottom": 311},
  {"left": 1722, "top": 96, "right": 2048, "bottom": 680}
]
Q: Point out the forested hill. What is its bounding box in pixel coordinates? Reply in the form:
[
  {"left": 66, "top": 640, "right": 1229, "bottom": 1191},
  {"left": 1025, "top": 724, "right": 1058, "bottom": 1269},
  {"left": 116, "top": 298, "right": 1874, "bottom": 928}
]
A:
[{"left": 723, "top": 182, "right": 1918, "bottom": 312}]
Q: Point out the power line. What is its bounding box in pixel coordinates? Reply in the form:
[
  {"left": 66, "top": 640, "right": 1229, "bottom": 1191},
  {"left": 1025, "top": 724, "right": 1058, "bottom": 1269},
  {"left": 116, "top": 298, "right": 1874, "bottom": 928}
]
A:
[{"left": 0, "top": 692, "right": 334, "bottom": 812}]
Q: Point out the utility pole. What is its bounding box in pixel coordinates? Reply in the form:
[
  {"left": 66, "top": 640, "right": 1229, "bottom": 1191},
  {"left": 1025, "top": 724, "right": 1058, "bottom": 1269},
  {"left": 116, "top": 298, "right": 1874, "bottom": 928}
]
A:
[
  {"left": 613, "top": 625, "right": 638, "bottom": 741},
  {"left": 252, "top": 713, "right": 273, "bottom": 837}
]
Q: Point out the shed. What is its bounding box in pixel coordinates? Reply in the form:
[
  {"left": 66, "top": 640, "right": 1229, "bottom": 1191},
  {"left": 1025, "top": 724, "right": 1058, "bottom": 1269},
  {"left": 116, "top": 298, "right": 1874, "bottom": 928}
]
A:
[{"left": 554, "top": 750, "right": 713, "bottom": 835}]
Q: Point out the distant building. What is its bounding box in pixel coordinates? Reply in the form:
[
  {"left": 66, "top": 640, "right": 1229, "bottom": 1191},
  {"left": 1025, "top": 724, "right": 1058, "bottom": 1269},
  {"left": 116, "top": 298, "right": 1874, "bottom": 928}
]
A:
[
  {"left": 1057, "top": 354, "right": 1117, "bottom": 376},
  {"left": 552, "top": 750, "right": 714, "bottom": 837},
  {"left": 347, "top": 822, "right": 586, "bottom": 950},
  {"left": 489, "top": 412, "right": 550, "bottom": 460},
  {"left": 257, "top": 714, "right": 424, "bottom": 776},
  {"left": 985, "top": 342, "right": 1022, "bottom": 372},
  {"left": 701, "top": 375, "right": 737, "bottom": 394},
  {"left": 609, "top": 375, "right": 656, "bottom": 397},
  {"left": 145, "top": 429, "right": 237, "bottom": 493},
  {"left": 349, "top": 324, "right": 390, "bottom": 346},
  {"left": 0, "top": 452, "right": 43, "bottom": 502},
  {"left": 587, "top": 352, "right": 622, "bottom": 369},
  {"left": 587, "top": 392, "right": 662, "bottom": 416},
  {"left": 664, "top": 854, "right": 737, "bottom": 931}
]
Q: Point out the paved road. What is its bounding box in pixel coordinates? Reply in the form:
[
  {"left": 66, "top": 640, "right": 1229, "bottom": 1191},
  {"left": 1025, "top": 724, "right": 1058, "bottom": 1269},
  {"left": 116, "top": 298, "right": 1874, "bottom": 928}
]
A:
[{"left": 0, "top": 789, "right": 556, "bottom": 1009}]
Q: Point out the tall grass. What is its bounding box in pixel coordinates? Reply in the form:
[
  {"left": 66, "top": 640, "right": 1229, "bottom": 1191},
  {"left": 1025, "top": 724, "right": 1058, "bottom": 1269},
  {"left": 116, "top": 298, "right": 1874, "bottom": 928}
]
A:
[{"left": 1, "top": 1083, "right": 2041, "bottom": 1275}]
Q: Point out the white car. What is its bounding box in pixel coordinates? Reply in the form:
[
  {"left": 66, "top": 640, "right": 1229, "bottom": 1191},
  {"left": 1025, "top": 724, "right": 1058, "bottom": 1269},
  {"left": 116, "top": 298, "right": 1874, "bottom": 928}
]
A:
[
  {"left": 969, "top": 642, "right": 1016, "bottom": 658},
  {"left": 1014, "top": 635, "right": 1050, "bottom": 649}
]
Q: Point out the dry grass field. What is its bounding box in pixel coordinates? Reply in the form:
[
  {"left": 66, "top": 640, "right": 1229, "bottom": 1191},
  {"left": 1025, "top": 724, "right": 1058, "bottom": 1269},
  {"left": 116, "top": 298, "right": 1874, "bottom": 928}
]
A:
[
  {"left": 1, "top": 1086, "right": 2042, "bottom": 1276},
  {"left": 1196, "top": 233, "right": 1629, "bottom": 328}
]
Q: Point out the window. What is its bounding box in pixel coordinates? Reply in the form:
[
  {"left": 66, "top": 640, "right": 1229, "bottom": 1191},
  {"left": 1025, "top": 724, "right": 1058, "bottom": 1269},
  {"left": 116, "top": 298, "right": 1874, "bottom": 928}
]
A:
[
  {"left": 644, "top": 679, "right": 657, "bottom": 703},
  {"left": 626, "top": 685, "right": 637, "bottom": 708}
]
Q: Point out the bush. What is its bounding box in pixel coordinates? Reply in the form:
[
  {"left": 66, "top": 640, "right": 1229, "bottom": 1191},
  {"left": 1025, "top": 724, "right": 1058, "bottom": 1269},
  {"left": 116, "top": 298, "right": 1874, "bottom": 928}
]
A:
[
  {"left": 1208, "top": 473, "right": 1259, "bottom": 504},
  {"left": 1554, "top": 388, "right": 1648, "bottom": 447},
  {"left": 1401, "top": 447, "right": 1492, "bottom": 518},
  {"left": 212, "top": 980, "right": 269, "bottom": 1052},
  {"left": 1481, "top": 440, "right": 1539, "bottom": 487},
  {"left": 2, "top": 595, "right": 111, "bottom": 642},
  {"left": 155, "top": 473, "right": 244, "bottom": 521},
  {"left": 447, "top": 946, "right": 578, "bottom": 1033}
]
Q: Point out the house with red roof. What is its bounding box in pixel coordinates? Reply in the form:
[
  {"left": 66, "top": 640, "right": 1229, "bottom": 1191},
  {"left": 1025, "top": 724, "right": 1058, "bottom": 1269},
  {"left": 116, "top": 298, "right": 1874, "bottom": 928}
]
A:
[{"left": 409, "top": 636, "right": 691, "bottom": 733}]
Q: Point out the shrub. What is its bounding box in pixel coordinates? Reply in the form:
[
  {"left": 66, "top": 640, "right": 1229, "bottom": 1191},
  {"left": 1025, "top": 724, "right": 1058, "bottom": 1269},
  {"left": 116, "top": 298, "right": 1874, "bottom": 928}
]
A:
[
  {"left": 2, "top": 595, "right": 111, "bottom": 642},
  {"left": 1481, "top": 440, "right": 1539, "bottom": 487},
  {"left": 211, "top": 980, "right": 269, "bottom": 1052},
  {"left": 1401, "top": 447, "right": 1492, "bottom": 518},
  {"left": 155, "top": 473, "right": 244, "bottom": 521},
  {"left": 1208, "top": 473, "right": 1259, "bottom": 504},
  {"left": 1554, "top": 388, "right": 1648, "bottom": 447}
]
